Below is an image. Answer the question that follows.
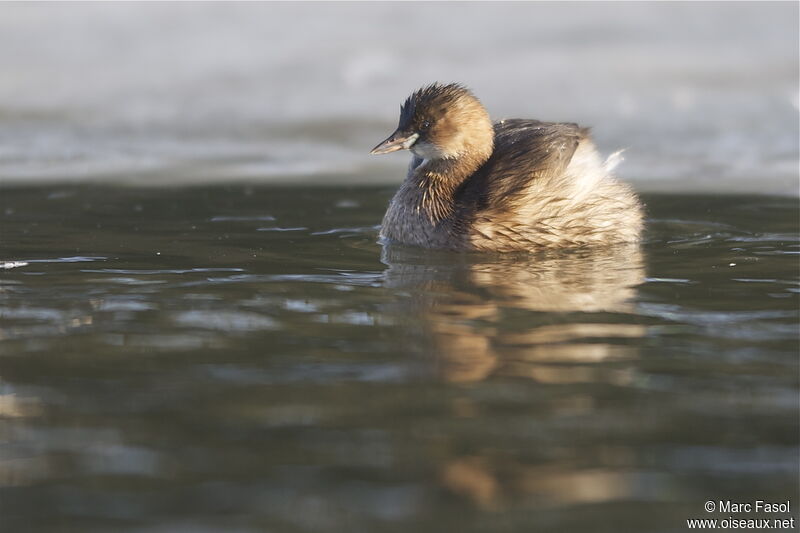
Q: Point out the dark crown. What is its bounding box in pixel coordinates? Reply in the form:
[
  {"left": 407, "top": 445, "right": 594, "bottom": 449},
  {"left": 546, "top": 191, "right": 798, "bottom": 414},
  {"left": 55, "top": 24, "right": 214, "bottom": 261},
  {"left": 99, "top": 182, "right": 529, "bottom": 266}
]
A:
[{"left": 398, "top": 83, "right": 473, "bottom": 129}]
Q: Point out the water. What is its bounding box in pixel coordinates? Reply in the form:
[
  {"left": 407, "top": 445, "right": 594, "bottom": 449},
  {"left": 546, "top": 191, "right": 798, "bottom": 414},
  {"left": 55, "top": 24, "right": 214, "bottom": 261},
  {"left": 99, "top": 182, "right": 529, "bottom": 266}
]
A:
[
  {"left": 1, "top": 185, "right": 797, "bottom": 532},
  {"left": 0, "top": 2, "right": 798, "bottom": 530}
]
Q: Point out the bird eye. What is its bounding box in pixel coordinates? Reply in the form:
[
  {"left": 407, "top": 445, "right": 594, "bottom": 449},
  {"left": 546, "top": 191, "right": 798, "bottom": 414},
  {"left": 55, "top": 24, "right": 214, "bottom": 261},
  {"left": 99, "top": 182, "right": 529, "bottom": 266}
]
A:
[{"left": 421, "top": 120, "right": 431, "bottom": 131}]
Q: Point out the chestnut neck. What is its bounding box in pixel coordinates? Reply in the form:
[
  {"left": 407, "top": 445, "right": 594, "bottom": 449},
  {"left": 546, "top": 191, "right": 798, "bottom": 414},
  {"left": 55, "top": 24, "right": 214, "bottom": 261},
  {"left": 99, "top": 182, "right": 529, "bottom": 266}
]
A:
[{"left": 409, "top": 151, "right": 490, "bottom": 224}]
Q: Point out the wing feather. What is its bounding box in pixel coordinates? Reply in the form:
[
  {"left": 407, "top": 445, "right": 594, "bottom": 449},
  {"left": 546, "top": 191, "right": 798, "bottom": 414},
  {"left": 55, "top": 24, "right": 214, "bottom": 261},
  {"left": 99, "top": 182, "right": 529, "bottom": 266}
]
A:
[{"left": 456, "top": 120, "right": 588, "bottom": 211}]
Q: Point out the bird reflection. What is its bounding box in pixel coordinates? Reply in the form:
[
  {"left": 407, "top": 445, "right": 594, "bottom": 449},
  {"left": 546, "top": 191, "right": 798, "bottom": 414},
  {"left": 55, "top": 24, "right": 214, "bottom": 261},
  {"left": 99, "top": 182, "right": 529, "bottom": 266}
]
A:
[
  {"left": 381, "top": 242, "right": 646, "bottom": 383},
  {"left": 440, "top": 456, "right": 638, "bottom": 511},
  {"left": 381, "top": 243, "right": 647, "bottom": 510}
]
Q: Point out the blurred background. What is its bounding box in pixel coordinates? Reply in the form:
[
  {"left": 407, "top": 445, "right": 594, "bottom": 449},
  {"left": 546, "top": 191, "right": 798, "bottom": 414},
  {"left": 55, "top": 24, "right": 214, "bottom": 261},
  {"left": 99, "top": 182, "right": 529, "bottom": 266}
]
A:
[{"left": 0, "top": 2, "right": 797, "bottom": 194}]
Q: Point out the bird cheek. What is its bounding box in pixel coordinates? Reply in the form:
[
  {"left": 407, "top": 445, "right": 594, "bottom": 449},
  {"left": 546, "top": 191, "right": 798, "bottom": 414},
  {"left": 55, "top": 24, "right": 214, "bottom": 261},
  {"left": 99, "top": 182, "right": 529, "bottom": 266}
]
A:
[{"left": 411, "top": 140, "right": 447, "bottom": 161}]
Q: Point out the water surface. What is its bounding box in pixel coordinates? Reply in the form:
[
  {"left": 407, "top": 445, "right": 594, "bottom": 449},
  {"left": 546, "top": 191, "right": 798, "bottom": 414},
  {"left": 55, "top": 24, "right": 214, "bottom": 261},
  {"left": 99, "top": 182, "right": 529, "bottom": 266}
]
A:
[{"left": 0, "top": 186, "right": 798, "bottom": 532}]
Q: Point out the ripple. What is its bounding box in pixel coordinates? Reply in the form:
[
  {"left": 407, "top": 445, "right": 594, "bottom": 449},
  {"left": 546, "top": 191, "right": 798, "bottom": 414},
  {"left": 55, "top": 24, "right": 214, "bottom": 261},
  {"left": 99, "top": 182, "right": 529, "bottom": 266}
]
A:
[
  {"left": 210, "top": 215, "right": 276, "bottom": 222},
  {"left": 94, "top": 299, "right": 156, "bottom": 312},
  {"left": 0, "top": 307, "right": 64, "bottom": 321},
  {"left": 639, "top": 304, "right": 797, "bottom": 324},
  {"left": 257, "top": 226, "right": 308, "bottom": 232},
  {"left": 726, "top": 233, "right": 800, "bottom": 243},
  {"left": 20, "top": 256, "right": 107, "bottom": 264},
  {"left": 87, "top": 277, "right": 167, "bottom": 286},
  {"left": 1, "top": 261, "right": 28, "bottom": 269},
  {"left": 82, "top": 267, "right": 246, "bottom": 275},
  {"left": 267, "top": 272, "right": 383, "bottom": 287},
  {"left": 171, "top": 310, "right": 278, "bottom": 331},
  {"left": 311, "top": 226, "right": 377, "bottom": 236}
]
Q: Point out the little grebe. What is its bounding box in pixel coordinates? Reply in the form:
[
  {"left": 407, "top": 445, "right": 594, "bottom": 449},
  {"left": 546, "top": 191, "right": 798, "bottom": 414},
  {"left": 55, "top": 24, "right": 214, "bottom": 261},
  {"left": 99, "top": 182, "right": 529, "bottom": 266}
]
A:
[{"left": 371, "top": 83, "right": 643, "bottom": 251}]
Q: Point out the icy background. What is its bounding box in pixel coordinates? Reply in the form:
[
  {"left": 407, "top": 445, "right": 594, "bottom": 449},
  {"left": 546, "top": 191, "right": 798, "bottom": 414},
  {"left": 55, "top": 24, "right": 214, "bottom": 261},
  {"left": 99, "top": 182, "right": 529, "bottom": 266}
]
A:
[{"left": 0, "top": 2, "right": 797, "bottom": 194}]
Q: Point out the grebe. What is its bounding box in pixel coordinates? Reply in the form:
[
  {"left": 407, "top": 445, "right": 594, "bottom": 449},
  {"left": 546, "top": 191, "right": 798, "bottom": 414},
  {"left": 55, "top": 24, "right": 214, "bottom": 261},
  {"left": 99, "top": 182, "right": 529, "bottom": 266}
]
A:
[{"left": 371, "top": 83, "right": 643, "bottom": 251}]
